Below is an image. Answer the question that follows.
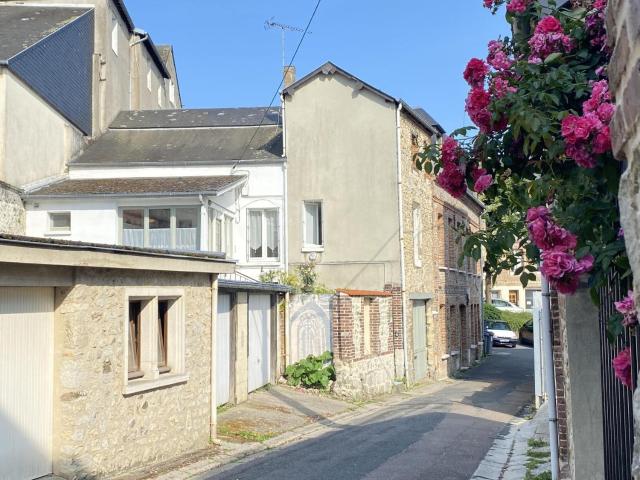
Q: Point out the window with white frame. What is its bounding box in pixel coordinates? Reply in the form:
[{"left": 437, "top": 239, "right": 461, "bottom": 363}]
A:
[
  {"left": 225, "top": 216, "right": 234, "bottom": 258},
  {"left": 210, "top": 210, "right": 234, "bottom": 257},
  {"left": 412, "top": 204, "right": 422, "bottom": 267},
  {"left": 49, "top": 211, "right": 71, "bottom": 233},
  {"left": 146, "top": 70, "right": 152, "bottom": 91},
  {"left": 125, "top": 293, "right": 186, "bottom": 394},
  {"left": 248, "top": 209, "right": 279, "bottom": 261},
  {"left": 303, "top": 201, "right": 323, "bottom": 248},
  {"left": 111, "top": 14, "right": 119, "bottom": 56},
  {"left": 157, "top": 86, "right": 163, "bottom": 107},
  {"left": 121, "top": 207, "right": 200, "bottom": 251}
]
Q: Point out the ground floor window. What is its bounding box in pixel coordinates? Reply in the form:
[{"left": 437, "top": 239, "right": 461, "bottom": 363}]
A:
[
  {"left": 509, "top": 290, "right": 519, "bottom": 305},
  {"left": 125, "top": 291, "right": 186, "bottom": 394},
  {"left": 121, "top": 207, "right": 200, "bottom": 251}
]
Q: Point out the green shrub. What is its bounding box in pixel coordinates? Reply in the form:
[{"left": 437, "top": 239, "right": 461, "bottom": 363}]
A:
[
  {"left": 483, "top": 303, "right": 532, "bottom": 333},
  {"left": 284, "top": 351, "right": 336, "bottom": 389},
  {"left": 259, "top": 263, "right": 334, "bottom": 295}
]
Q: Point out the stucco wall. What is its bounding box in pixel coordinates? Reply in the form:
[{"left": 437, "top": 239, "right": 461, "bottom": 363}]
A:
[
  {"left": 52, "top": 268, "right": 213, "bottom": 478},
  {"left": 284, "top": 72, "right": 401, "bottom": 290},
  {"left": 0, "top": 181, "right": 25, "bottom": 234},
  {"left": 1, "top": 71, "right": 85, "bottom": 187}
]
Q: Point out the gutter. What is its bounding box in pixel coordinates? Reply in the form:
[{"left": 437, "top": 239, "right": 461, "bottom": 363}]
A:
[
  {"left": 395, "top": 102, "right": 410, "bottom": 382},
  {"left": 281, "top": 92, "right": 289, "bottom": 273},
  {"left": 210, "top": 274, "right": 219, "bottom": 441}
]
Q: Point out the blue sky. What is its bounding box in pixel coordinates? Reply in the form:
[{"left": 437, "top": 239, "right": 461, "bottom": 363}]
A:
[{"left": 126, "top": 1, "right": 510, "bottom": 133}]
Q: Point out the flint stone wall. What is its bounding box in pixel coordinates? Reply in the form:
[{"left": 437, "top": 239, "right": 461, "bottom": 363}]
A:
[{"left": 0, "top": 181, "right": 25, "bottom": 234}]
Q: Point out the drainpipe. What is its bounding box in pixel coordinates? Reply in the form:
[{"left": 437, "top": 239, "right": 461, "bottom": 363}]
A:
[
  {"left": 210, "top": 274, "right": 219, "bottom": 440},
  {"left": 541, "top": 272, "right": 560, "bottom": 480},
  {"left": 395, "top": 102, "right": 409, "bottom": 381},
  {"left": 281, "top": 92, "right": 289, "bottom": 273}
]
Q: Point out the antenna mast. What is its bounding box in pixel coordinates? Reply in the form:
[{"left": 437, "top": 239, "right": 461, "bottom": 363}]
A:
[{"left": 264, "top": 17, "right": 305, "bottom": 71}]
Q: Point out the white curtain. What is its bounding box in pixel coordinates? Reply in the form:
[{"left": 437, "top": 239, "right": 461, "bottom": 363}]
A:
[
  {"left": 265, "top": 210, "right": 279, "bottom": 258},
  {"left": 123, "top": 229, "right": 144, "bottom": 248},
  {"left": 249, "top": 211, "right": 262, "bottom": 258},
  {"left": 176, "top": 228, "right": 197, "bottom": 251},
  {"left": 149, "top": 229, "right": 171, "bottom": 249}
]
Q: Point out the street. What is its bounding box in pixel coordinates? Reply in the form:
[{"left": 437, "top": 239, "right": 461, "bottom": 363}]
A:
[{"left": 204, "top": 346, "right": 534, "bottom": 480}]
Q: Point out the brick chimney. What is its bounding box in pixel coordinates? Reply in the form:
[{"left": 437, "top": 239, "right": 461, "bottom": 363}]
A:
[{"left": 283, "top": 65, "right": 296, "bottom": 88}]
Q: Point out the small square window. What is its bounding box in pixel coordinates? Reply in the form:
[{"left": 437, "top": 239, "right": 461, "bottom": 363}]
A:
[{"left": 49, "top": 212, "right": 71, "bottom": 232}]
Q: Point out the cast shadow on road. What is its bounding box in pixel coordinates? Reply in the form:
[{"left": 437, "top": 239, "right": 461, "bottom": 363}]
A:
[{"left": 206, "top": 411, "right": 507, "bottom": 480}]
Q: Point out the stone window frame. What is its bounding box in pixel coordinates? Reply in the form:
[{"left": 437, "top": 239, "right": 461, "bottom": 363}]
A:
[{"left": 123, "top": 287, "right": 188, "bottom": 396}]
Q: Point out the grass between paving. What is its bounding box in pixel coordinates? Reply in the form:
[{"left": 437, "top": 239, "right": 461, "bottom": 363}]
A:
[
  {"left": 524, "top": 438, "right": 551, "bottom": 479},
  {"left": 217, "top": 425, "right": 277, "bottom": 443}
]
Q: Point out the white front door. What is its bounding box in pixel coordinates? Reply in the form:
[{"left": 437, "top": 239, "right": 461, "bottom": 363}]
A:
[
  {"left": 216, "top": 294, "right": 232, "bottom": 406},
  {"left": 0, "top": 287, "right": 54, "bottom": 480},
  {"left": 248, "top": 294, "right": 271, "bottom": 392}
]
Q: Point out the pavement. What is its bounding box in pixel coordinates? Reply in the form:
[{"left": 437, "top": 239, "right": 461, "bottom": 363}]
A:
[
  {"left": 115, "top": 345, "right": 534, "bottom": 480},
  {"left": 471, "top": 402, "right": 551, "bottom": 480}
]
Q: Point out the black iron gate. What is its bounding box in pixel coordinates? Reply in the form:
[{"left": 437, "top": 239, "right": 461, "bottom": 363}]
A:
[{"left": 599, "top": 270, "right": 637, "bottom": 480}]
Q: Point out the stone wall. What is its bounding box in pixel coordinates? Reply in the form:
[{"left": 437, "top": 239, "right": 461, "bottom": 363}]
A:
[
  {"left": 607, "top": 0, "right": 640, "bottom": 477},
  {"left": 0, "top": 181, "right": 25, "bottom": 234},
  {"left": 331, "top": 291, "right": 397, "bottom": 399},
  {"left": 53, "top": 268, "right": 213, "bottom": 478}
]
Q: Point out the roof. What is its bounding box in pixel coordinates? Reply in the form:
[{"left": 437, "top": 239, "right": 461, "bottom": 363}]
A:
[
  {"left": 111, "top": 108, "right": 281, "bottom": 129},
  {"left": 0, "top": 233, "right": 235, "bottom": 275},
  {"left": 283, "top": 62, "right": 441, "bottom": 136},
  {"left": 70, "top": 124, "right": 282, "bottom": 166},
  {"left": 138, "top": 34, "right": 170, "bottom": 79},
  {"left": 0, "top": 5, "right": 91, "bottom": 62},
  {"left": 26, "top": 175, "right": 246, "bottom": 198},
  {"left": 219, "top": 272, "right": 291, "bottom": 293},
  {"left": 413, "top": 107, "right": 446, "bottom": 135}
]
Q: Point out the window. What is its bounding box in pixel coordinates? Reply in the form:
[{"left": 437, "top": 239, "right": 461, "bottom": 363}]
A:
[
  {"left": 128, "top": 301, "right": 143, "bottom": 380},
  {"left": 249, "top": 209, "right": 279, "bottom": 261},
  {"left": 124, "top": 292, "right": 186, "bottom": 395},
  {"left": 169, "top": 81, "right": 175, "bottom": 105},
  {"left": 146, "top": 70, "right": 152, "bottom": 91},
  {"left": 111, "top": 14, "right": 118, "bottom": 55},
  {"left": 509, "top": 290, "right": 519, "bottom": 305},
  {"left": 491, "top": 290, "right": 501, "bottom": 300},
  {"left": 121, "top": 207, "right": 200, "bottom": 251},
  {"left": 157, "top": 86, "right": 163, "bottom": 107},
  {"left": 303, "top": 201, "right": 323, "bottom": 248},
  {"left": 525, "top": 289, "right": 541, "bottom": 310},
  {"left": 49, "top": 212, "right": 71, "bottom": 232},
  {"left": 412, "top": 204, "right": 422, "bottom": 267},
  {"left": 157, "top": 300, "right": 170, "bottom": 374},
  {"left": 225, "top": 216, "right": 234, "bottom": 257}
]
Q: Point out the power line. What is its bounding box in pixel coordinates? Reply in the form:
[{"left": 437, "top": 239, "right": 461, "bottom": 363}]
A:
[{"left": 232, "top": 0, "right": 322, "bottom": 169}]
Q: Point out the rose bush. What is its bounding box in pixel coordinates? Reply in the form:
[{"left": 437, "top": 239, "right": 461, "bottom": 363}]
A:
[{"left": 414, "top": 0, "right": 632, "bottom": 384}]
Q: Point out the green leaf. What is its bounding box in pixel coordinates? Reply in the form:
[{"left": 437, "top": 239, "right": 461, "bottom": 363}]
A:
[{"left": 544, "top": 52, "right": 563, "bottom": 64}]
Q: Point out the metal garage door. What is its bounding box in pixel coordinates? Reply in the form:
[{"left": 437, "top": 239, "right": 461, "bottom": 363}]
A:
[
  {"left": 248, "top": 294, "right": 271, "bottom": 392},
  {"left": 216, "top": 293, "right": 232, "bottom": 406},
  {"left": 0, "top": 287, "right": 54, "bottom": 480}
]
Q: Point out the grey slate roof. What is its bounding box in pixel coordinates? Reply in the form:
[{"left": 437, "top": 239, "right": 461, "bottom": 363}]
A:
[
  {"left": 112, "top": 108, "right": 282, "bottom": 129},
  {"left": 26, "top": 175, "right": 246, "bottom": 197},
  {"left": 413, "top": 107, "right": 446, "bottom": 135},
  {"left": 70, "top": 124, "right": 283, "bottom": 166},
  {"left": 0, "top": 5, "right": 91, "bottom": 62}
]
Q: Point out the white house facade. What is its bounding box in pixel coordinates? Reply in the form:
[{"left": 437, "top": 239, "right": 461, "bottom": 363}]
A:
[{"left": 24, "top": 108, "right": 286, "bottom": 280}]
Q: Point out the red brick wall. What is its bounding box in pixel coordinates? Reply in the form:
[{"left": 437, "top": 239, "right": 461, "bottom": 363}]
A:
[{"left": 550, "top": 291, "right": 570, "bottom": 465}]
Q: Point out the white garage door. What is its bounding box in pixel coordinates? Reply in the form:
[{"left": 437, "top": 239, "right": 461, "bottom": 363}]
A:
[
  {"left": 216, "top": 293, "right": 232, "bottom": 406},
  {"left": 248, "top": 294, "right": 271, "bottom": 393},
  {"left": 0, "top": 287, "right": 54, "bottom": 480}
]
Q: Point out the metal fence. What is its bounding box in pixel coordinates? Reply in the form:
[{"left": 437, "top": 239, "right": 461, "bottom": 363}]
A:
[{"left": 599, "top": 270, "right": 637, "bottom": 480}]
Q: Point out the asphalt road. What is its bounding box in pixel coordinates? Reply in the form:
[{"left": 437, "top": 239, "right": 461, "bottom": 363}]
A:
[{"left": 205, "top": 345, "right": 534, "bottom": 480}]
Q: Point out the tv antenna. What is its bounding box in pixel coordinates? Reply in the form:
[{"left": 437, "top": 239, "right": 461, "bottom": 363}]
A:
[{"left": 264, "top": 17, "right": 309, "bottom": 70}]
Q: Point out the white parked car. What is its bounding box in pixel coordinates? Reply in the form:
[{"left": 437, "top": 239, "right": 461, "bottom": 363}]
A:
[
  {"left": 491, "top": 298, "right": 525, "bottom": 313},
  {"left": 486, "top": 321, "right": 518, "bottom": 348}
]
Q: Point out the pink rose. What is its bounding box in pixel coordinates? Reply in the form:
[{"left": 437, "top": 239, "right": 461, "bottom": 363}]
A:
[
  {"left": 526, "top": 206, "right": 550, "bottom": 222},
  {"left": 441, "top": 137, "right": 461, "bottom": 164},
  {"left": 555, "top": 275, "right": 580, "bottom": 295},
  {"left": 535, "top": 17, "right": 563, "bottom": 35},
  {"left": 464, "top": 58, "right": 489, "bottom": 88},
  {"left": 506, "top": 0, "right": 531, "bottom": 13},
  {"left": 436, "top": 163, "right": 467, "bottom": 199},
  {"left": 593, "top": 127, "right": 611, "bottom": 154},
  {"left": 474, "top": 173, "right": 493, "bottom": 193},
  {"left": 615, "top": 291, "right": 638, "bottom": 326},
  {"left": 541, "top": 250, "right": 578, "bottom": 279},
  {"left": 612, "top": 347, "right": 633, "bottom": 388}
]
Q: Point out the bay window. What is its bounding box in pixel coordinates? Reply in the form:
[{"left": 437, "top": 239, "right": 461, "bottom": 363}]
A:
[
  {"left": 249, "top": 209, "right": 279, "bottom": 261},
  {"left": 121, "top": 207, "right": 200, "bottom": 251}
]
